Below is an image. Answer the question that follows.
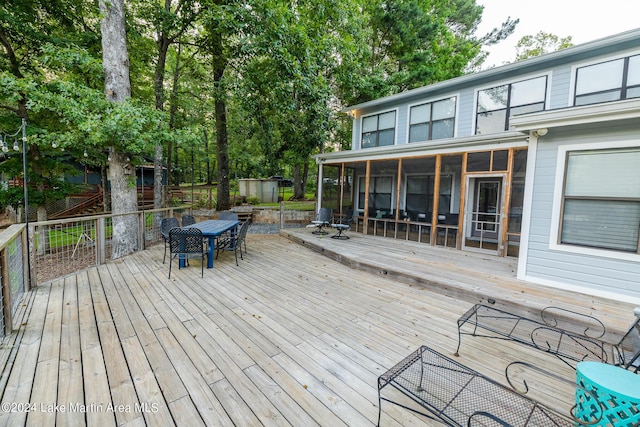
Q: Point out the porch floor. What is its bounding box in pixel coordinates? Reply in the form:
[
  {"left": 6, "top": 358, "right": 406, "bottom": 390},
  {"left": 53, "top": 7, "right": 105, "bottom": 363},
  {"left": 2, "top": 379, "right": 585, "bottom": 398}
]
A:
[
  {"left": 281, "top": 228, "right": 636, "bottom": 341},
  {"left": 0, "top": 233, "right": 635, "bottom": 426}
]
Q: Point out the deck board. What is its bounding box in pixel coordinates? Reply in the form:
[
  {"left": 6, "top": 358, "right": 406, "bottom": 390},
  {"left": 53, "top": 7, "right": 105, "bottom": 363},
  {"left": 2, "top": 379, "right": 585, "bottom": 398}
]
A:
[{"left": 0, "top": 232, "right": 636, "bottom": 426}]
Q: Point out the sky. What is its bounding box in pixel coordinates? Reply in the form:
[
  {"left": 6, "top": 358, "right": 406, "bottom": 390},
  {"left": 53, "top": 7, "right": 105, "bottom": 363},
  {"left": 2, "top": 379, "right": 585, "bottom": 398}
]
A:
[{"left": 476, "top": 0, "right": 640, "bottom": 67}]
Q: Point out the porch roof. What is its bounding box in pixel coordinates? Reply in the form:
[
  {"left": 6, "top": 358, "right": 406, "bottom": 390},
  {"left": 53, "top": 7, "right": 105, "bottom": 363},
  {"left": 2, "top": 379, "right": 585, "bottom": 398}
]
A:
[
  {"left": 510, "top": 98, "right": 640, "bottom": 131},
  {"left": 316, "top": 131, "right": 528, "bottom": 165}
]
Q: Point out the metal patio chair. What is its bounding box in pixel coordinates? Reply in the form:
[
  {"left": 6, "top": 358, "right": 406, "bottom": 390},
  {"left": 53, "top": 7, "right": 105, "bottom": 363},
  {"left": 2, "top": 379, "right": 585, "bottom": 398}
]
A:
[
  {"left": 160, "top": 217, "right": 180, "bottom": 264},
  {"left": 307, "top": 207, "right": 333, "bottom": 235},
  {"left": 181, "top": 214, "right": 196, "bottom": 227},
  {"left": 216, "top": 219, "right": 250, "bottom": 266},
  {"left": 217, "top": 211, "right": 239, "bottom": 221},
  {"left": 331, "top": 209, "right": 354, "bottom": 240},
  {"left": 168, "top": 228, "right": 207, "bottom": 278},
  {"left": 613, "top": 317, "right": 640, "bottom": 373}
]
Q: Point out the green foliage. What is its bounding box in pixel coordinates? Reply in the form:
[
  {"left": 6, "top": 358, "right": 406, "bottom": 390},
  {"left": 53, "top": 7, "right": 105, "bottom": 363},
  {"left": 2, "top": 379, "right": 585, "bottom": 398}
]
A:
[
  {"left": 515, "top": 31, "right": 573, "bottom": 62},
  {"left": 246, "top": 196, "right": 261, "bottom": 205},
  {"left": 336, "top": 0, "right": 518, "bottom": 104},
  {"left": 1, "top": 0, "right": 521, "bottom": 213}
]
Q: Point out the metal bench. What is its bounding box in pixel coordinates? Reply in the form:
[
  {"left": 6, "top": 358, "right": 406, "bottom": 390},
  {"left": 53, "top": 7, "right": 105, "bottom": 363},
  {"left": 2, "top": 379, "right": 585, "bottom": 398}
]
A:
[
  {"left": 377, "top": 345, "right": 600, "bottom": 426},
  {"left": 456, "top": 304, "right": 640, "bottom": 372}
]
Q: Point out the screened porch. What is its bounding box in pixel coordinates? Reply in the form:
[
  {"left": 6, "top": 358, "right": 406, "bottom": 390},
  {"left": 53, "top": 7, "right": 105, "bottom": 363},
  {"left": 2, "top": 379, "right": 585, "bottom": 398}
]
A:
[{"left": 319, "top": 148, "right": 528, "bottom": 257}]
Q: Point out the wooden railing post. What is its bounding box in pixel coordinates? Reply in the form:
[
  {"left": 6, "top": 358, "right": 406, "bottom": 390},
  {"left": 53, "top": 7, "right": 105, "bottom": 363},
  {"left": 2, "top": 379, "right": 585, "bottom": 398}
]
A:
[
  {"left": 138, "top": 211, "right": 146, "bottom": 251},
  {"left": 96, "top": 217, "right": 106, "bottom": 265}
]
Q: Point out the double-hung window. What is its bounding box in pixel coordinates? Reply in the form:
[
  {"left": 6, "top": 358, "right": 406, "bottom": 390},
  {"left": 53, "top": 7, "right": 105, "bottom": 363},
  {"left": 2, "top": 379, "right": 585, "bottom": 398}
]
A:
[
  {"left": 574, "top": 54, "right": 640, "bottom": 106},
  {"left": 560, "top": 148, "right": 640, "bottom": 253},
  {"left": 476, "top": 76, "right": 547, "bottom": 135},
  {"left": 362, "top": 111, "right": 396, "bottom": 148},
  {"left": 409, "top": 97, "right": 456, "bottom": 143}
]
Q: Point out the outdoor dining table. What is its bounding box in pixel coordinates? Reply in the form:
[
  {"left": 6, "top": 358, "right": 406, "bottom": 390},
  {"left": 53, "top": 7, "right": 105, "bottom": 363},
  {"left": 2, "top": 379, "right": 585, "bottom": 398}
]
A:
[{"left": 182, "top": 219, "right": 240, "bottom": 268}]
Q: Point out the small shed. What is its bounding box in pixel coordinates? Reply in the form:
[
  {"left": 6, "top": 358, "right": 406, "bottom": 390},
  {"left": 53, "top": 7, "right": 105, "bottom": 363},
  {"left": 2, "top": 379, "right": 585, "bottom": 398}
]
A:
[{"left": 238, "top": 179, "right": 279, "bottom": 203}]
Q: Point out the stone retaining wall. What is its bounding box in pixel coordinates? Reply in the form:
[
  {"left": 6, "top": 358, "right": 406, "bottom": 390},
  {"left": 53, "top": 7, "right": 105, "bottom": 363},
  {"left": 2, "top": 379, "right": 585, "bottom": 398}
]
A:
[
  {"left": 193, "top": 207, "right": 315, "bottom": 225},
  {"left": 250, "top": 208, "right": 314, "bottom": 225}
]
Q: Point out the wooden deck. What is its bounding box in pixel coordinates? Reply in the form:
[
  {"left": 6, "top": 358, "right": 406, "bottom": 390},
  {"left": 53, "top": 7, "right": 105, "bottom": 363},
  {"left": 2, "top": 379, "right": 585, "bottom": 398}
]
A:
[{"left": 0, "top": 232, "right": 636, "bottom": 426}]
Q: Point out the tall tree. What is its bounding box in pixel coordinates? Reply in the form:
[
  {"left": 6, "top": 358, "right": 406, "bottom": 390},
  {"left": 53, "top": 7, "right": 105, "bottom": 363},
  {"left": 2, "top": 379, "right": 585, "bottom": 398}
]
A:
[
  {"left": 234, "top": 0, "right": 361, "bottom": 198},
  {"left": 337, "top": 0, "right": 518, "bottom": 104},
  {"left": 132, "top": 0, "right": 200, "bottom": 211},
  {"left": 99, "top": 0, "right": 139, "bottom": 258},
  {"left": 200, "top": 0, "right": 237, "bottom": 210},
  {"left": 515, "top": 31, "right": 573, "bottom": 61},
  {"left": 0, "top": 0, "right": 98, "bottom": 243}
]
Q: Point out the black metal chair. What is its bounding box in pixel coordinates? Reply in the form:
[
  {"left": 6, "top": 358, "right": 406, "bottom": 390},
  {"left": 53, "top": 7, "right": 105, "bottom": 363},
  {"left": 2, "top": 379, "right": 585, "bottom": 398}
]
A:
[
  {"left": 217, "top": 211, "right": 239, "bottom": 221},
  {"left": 216, "top": 219, "right": 250, "bottom": 266},
  {"left": 168, "top": 228, "right": 207, "bottom": 278},
  {"left": 215, "top": 211, "right": 240, "bottom": 247},
  {"left": 160, "top": 217, "right": 180, "bottom": 264},
  {"left": 331, "top": 209, "right": 354, "bottom": 240},
  {"left": 181, "top": 214, "right": 196, "bottom": 226},
  {"left": 307, "top": 207, "right": 333, "bottom": 235}
]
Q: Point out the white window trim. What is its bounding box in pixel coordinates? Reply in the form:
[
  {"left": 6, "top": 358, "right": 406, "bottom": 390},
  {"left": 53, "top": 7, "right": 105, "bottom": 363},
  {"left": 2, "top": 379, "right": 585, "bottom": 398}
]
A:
[
  {"left": 549, "top": 139, "right": 640, "bottom": 262},
  {"left": 406, "top": 94, "right": 460, "bottom": 143},
  {"left": 567, "top": 48, "right": 640, "bottom": 105},
  {"left": 359, "top": 108, "right": 399, "bottom": 149},
  {"left": 471, "top": 72, "right": 552, "bottom": 134}
]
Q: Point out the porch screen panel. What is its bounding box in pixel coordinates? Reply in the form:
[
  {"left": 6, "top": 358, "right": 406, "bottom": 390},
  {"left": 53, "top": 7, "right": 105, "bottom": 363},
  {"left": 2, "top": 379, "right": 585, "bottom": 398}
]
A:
[
  {"left": 561, "top": 148, "right": 640, "bottom": 252},
  {"left": 406, "top": 176, "right": 431, "bottom": 214},
  {"left": 358, "top": 176, "right": 393, "bottom": 213},
  {"left": 373, "top": 177, "right": 393, "bottom": 211}
]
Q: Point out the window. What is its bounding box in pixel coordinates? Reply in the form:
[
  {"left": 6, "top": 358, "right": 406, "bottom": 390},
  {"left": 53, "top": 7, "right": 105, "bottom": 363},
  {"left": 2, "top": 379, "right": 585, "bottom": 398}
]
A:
[
  {"left": 358, "top": 176, "right": 393, "bottom": 215},
  {"left": 362, "top": 111, "right": 396, "bottom": 148},
  {"left": 575, "top": 55, "right": 640, "bottom": 106},
  {"left": 476, "top": 76, "right": 547, "bottom": 135},
  {"left": 409, "top": 97, "right": 456, "bottom": 143},
  {"left": 560, "top": 148, "right": 640, "bottom": 253}
]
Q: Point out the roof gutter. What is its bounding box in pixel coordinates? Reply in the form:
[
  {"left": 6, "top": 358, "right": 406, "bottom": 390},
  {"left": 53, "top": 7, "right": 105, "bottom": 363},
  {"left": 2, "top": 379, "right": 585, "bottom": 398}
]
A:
[{"left": 315, "top": 131, "right": 528, "bottom": 164}]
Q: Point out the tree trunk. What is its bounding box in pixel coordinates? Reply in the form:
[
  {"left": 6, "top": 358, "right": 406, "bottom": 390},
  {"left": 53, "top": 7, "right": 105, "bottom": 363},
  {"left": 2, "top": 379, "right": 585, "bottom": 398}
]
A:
[
  {"left": 108, "top": 148, "right": 139, "bottom": 257},
  {"left": 203, "top": 128, "right": 211, "bottom": 185},
  {"left": 215, "top": 96, "right": 230, "bottom": 210},
  {"left": 100, "top": 0, "right": 138, "bottom": 259},
  {"left": 211, "top": 14, "right": 230, "bottom": 211},
  {"left": 292, "top": 163, "right": 308, "bottom": 200},
  {"left": 153, "top": 29, "right": 170, "bottom": 212},
  {"left": 166, "top": 42, "right": 182, "bottom": 202}
]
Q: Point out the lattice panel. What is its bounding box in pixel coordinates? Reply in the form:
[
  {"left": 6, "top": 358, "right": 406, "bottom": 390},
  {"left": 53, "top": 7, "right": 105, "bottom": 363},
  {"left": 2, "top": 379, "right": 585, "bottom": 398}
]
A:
[
  {"left": 576, "top": 369, "right": 640, "bottom": 427},
  {"left": 7, "top": 237, "right": 25, "bottom": 318}
]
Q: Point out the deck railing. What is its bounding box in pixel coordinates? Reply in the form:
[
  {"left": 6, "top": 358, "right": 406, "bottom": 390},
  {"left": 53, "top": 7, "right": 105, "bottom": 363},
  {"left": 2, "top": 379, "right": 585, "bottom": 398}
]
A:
[
  {"left": 0, "top": 207, "right": 199, "bottom": 337},
  {"left": 26, "top": 207, "right": 189, "bottom": 285},
  {"left": 0, "top": 225, "right": 29, "bottom": 339}
]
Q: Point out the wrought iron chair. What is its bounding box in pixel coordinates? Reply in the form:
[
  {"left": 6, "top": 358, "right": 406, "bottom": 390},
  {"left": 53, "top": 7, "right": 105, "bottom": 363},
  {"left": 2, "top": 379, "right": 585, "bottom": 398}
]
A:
[
  {"left": 331, "top": 209, "right": 354, "bottom": 240},
  {"left": 181, "top": 214, "right": 196, "bottom": 226},
  {"left": 215, "top": 211, "right": 240, "bottom": 247},
  {"left": 306, "top": 207, "right": 333, "bottom": 235},
  {"left": 216, "top": 219, "right": 250, "bottom": 266},
  {"left": 160, "top": 217, "right": 180, "bottom": 264},
  {"left": 217, "top": 211, "right": 239, "bottom": 221},
  {"left": 613, "top": 317, "right": 640, "bottom": 373},
  {"left": 168, "top": 228, "right": 207, "bottom": 278}
]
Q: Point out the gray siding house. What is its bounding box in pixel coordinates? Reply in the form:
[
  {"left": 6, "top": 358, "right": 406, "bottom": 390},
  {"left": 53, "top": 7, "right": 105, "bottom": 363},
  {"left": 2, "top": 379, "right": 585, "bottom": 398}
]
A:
[{"left": 316, "top": 28, "right": 640, "bottom": 303}]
